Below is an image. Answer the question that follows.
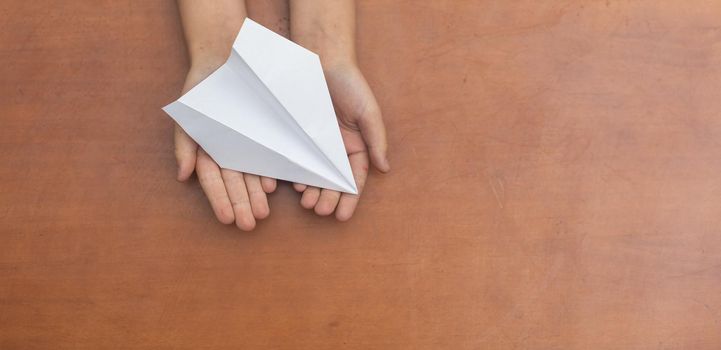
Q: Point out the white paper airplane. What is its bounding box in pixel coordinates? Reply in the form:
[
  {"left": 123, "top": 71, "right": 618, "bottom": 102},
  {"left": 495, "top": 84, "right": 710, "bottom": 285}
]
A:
[{"left": 163, "top": 18, "right": 357, "bottom": 194}]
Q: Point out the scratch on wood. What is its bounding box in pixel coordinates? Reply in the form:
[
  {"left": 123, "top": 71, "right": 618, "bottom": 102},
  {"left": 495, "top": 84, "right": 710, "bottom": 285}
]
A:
[{"left": 488, "top": 176, "right": 505, "bottom": 209}]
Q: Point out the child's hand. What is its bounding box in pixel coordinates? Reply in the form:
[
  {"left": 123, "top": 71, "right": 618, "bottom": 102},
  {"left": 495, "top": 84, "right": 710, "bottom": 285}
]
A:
[
  {"left": 292, "top": 61, "right": 390, "bottom": 221},
  {"left": 288, "top": 0, "right": 390, "bottom": 221},
  {"left": 174, "top": 66, "right": 277, "bottom": 231}
]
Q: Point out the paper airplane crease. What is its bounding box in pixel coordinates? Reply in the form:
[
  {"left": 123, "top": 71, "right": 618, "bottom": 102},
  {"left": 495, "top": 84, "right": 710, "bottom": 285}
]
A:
[{"left": 163, "top": 18, "right": 357, "bottom": 194}]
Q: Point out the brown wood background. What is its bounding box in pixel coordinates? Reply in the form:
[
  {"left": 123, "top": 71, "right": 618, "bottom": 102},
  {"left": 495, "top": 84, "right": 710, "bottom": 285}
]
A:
[{"left": 2, "top": 1, "right": 721, "bottom": 349}]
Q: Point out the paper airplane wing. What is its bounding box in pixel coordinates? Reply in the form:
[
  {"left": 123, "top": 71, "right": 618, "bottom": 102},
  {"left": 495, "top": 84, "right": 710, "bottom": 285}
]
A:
[{"left": 163, "top": 18, "right": 357, "bottom": 194}]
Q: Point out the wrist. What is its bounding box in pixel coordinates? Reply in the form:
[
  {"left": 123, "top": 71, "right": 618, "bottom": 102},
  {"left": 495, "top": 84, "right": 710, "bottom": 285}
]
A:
[
  {"left": 183, "top": 60, "right": 224, "bottom": 94},
  {"left": 292, "top": 31, "right": 357, "bottom": 73},
  {"left": 188, "top": 51, "right": 228, "bottom": 75},
  {"left": 185, "top": 27, "right": 237, "bottom": 75},
  {"left": 303, "top": 43, "right": 358, "bottom": 75},
  {"left": 318, "top": 51, "right": 358, "bottom": 75}
]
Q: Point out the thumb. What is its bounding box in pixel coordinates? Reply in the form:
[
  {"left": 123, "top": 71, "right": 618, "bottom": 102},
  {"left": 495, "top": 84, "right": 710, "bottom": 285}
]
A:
[
  {"left": 357, "top": 105, "right": 390, "bottom": 173},
  {"left": 174, "top": 124, "right": 198, "bottom": 181}
]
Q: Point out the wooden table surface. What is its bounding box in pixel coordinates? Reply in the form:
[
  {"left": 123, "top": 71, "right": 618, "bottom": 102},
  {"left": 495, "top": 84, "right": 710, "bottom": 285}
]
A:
[{"left": 2, "top": 1, "right": 721, "bottom": 349}]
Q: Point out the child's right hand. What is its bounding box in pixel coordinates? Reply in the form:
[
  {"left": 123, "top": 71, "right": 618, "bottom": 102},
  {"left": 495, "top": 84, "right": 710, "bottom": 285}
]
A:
[{"left": 174, "top": 66, "right": 278, "bottom": 231}]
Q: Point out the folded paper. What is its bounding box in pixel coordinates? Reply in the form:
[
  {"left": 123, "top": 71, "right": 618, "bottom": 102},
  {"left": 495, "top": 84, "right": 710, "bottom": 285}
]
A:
[{"left": 163, "top": 18, "right": 357, "bottom": 194}]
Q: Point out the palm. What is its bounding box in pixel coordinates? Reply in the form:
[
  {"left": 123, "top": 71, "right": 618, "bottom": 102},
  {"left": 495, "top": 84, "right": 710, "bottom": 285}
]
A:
[
  {"left": 174, "top": 68, "right": 278, "bottom": 231},
  {"left": 292, "top": 64, "right": 389, "bottom": 220}
]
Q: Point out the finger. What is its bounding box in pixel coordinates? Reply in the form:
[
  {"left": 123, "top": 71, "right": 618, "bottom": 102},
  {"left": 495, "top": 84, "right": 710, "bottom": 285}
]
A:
[
  {"left": 300, "top": 186, "right": 321, "bottom": 209},
  {"left": 174, "top": 124, "right": 198, "bottom": 181},
  {"left": 293, "top": 183, "right": 307, "bottom": 192},
  {"left": 243, "top": 174, "right": 270, "bottom": 220},
  {"left": 196, "top": 150, "right": 234, "bottom": 224},
  {"left": 314, "top": 189, "right": 341, "bottom": 216},
  {"left": 260, "top": 176, "right": 277, "bottom": 193},
  {"left": 221, "top": 169, "right": 256, "bottom": 231},
  {"left": 357, "top": 103, "right": 390, "bottom": 173},
  {"left": 336, "top": 151, "right": 370, "bottom": 221}
]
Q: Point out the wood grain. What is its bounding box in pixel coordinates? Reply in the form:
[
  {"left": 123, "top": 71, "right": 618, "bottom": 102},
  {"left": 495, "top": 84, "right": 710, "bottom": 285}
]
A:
[{"left": 1, "top": 1, "right": 720, "bottom": 349}]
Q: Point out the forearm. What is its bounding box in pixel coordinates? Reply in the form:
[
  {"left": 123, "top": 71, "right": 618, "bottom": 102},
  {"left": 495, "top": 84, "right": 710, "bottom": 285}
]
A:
[
  {"left": 289, "top": 0, "right": 357, "bottom": 69},
  {"left": 177, "top": 0, "right": 247, "bottom": 74}
]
